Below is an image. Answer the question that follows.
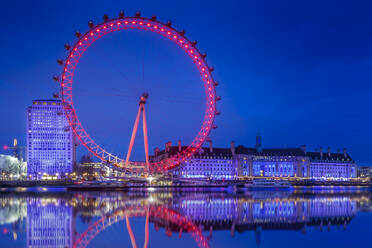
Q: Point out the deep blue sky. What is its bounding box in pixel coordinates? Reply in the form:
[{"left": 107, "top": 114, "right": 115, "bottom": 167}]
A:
[{"left": 0, "top": 0, "right": 372, "bottom": 164}]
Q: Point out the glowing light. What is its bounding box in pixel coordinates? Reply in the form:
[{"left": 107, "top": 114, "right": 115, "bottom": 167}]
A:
[
  {"left": 60, "top": 15, "right": 217, "bottom": 173},
  {"left": 147, "top": 176, "right": 154, "bottom": 184}
]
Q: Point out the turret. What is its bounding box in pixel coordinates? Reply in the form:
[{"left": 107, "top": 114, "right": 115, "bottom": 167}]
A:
[
  {"left": 255, "top": 130, "right": 262, "bottom": 153},
  {"left": 301, "top": 145, "right": 307, "bottom": 154}
]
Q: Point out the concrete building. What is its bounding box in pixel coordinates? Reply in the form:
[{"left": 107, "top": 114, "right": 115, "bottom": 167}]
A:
[
  {"left": 152, "top": 141, "right": 237, "bottom": 180},
  {"left": 151, "top": 132, "right": 357, "bottom": 181},
  {"left": 358, "top": 166, "right": 372, "bottom": 178},
  {"left": 27, "top": 100, "right": 75, "bottom": 179},
  {"left": 306, "top": 147, "right": 357, "bottom": 180}
]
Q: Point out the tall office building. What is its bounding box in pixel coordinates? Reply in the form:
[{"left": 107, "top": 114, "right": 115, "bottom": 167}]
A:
[{"left": 27, "top": 100, "right": 75, "bottom": 179}]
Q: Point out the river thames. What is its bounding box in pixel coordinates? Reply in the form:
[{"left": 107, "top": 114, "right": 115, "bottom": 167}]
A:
[{"left": 0, "top": 187, "right": 371, "bottom": 248}]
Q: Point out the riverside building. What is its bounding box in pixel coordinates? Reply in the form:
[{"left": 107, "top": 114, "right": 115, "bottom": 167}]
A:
[
  {"left": 26, "top": 100, "right": 75, "bottom": 179},
  {"left": 152, "top": 132, "right": 357, "bottom": 181}
]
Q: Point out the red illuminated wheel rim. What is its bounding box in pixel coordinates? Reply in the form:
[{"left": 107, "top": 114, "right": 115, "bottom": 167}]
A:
[
  {"left": 73, "top": 205, "right": 209, "bottom": 248},
  {"left": 60, "top": 14, "right": 218, "bottom": 172}
]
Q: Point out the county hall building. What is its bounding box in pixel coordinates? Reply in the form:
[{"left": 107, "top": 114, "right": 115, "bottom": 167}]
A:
[{"left": 152, "top": 132, "right": 357, "bottom": 181}]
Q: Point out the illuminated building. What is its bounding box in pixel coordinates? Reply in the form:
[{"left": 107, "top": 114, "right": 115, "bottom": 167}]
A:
[
  {"left": 235, "top": 145, "right": 309, "bottom": 178},
  {"left": 27, "top": 100, "right": 75, "bottom": 179},
  {"left": 151, "top": 141, "right": 238, "bottom": 180},
  {"left": 152, "top": 132, "right": 357, "bottom": 181},
  {"left": 358, "top": 166, "right": 372, "bottom": 178},
  {"left": 26, "top": 199, "right": 74, "bottom": 248},
  {"left": 306, "top": 147, "right": 357, "bottom": 180}
]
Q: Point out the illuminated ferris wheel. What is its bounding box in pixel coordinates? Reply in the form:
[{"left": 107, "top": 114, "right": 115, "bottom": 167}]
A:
[{"left": 54, "top": 11, "right": 221, "bottom": 174}]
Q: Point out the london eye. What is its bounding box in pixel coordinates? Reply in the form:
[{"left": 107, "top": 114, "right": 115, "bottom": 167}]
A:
[{"left": 55, "top": 11, "right": 220, "bottom": 175}]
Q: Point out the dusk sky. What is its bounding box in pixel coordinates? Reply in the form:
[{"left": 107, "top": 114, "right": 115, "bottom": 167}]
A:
[{"left": 0, "top": 0, "right": 372, "bottom": 164}]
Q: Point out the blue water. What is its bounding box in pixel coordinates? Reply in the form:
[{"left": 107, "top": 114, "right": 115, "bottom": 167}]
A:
[{"left": 0, "top": 187, "right": 371, "bottom": 248}]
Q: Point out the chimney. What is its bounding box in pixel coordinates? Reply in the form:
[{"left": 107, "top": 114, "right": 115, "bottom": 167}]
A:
[
  {"left": 209, "top": 140, "right": 213, "bottom": 153},
  {"left": 230, "top": 141, "right": 235, "bottom": 155},
  {"left": 154, "top": 147, "right": 160, "bottom": 156},
  {"left": 319, "top": 147, "right": 323, "bottom": 157},
  {"left": 343, "top": 148, "right": 347, "bottom": 158},
  {"left": 327, "top": 147, "right": 331, "bottom": 157},
  {"left": 178, "top": 140, "right": 181, "bottom": 152},
  {"left": 165, "top": 141, "right": 172, "bottom": 152},
  {"left": 301, "top": 145, "right": 307, "bottom": 154}
]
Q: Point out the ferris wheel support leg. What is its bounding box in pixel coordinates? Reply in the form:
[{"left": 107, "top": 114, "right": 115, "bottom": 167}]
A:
[
  {"left": 125, "top": 215, "right": 137, "bottom": 248},
  {"left": 142, "top": 105, "right": 150, "bottom": 173},
  {"left": 126, "top": 104, "right": 142, "bottom": 164},
  {"left": 144, "top": 208, "right": 149, "bottom": 248}
]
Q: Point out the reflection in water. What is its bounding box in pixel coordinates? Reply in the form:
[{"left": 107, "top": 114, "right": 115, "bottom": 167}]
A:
[
  {"left": 27, "top": 198, "right": 73, "bottom": 248},
  {"left": 0, "top": 189, "right": 371, "bottom": 248}
]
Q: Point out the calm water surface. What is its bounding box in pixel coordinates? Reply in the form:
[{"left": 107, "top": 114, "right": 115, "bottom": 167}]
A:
[{"left": 0, "top": 187, "right": 371, "bottom": 248}]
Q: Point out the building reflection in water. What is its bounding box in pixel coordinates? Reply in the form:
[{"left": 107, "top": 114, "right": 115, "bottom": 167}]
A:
[
  {"left": 0, "top": 189, "right": 370, "bottom": 248},
  {"left": 26, "top": 198, "right": 74, "bottom": 248}
]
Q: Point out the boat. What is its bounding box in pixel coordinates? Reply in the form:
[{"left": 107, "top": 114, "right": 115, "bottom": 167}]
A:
[{"left": 247, "top": 178, "right": 292, "bottom": 188}]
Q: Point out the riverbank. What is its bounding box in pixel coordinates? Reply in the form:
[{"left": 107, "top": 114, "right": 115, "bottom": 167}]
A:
[{"left": 0, "top": 179, "right": 370, "bottom": 189}]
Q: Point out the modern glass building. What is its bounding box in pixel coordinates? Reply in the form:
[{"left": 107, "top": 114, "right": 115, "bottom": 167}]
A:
[{"left": 27, "top": 100, "right": 75, "bottom": 179}]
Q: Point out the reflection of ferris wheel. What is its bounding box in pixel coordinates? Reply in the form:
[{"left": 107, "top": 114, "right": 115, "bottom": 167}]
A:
[
  {"left": 55, "top": 11, "right": 220, "bottom": 174},
  {"left": 73, "top": 205, "right": 209, "bottom": 248}
]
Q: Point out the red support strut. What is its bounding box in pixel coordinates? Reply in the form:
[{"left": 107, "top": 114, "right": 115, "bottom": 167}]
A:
[{"left": 125, "top": 93, "right": 150, "bottom": 173}]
